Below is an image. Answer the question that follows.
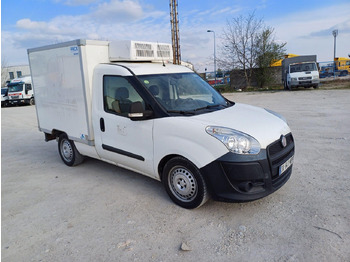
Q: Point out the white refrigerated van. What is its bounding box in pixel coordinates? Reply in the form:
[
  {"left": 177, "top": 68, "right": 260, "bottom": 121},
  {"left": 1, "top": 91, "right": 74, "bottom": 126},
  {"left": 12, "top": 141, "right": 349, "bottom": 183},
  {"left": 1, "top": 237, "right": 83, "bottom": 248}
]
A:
[{"left": 28, "top": 39, "right": 295, "bottom": 209}]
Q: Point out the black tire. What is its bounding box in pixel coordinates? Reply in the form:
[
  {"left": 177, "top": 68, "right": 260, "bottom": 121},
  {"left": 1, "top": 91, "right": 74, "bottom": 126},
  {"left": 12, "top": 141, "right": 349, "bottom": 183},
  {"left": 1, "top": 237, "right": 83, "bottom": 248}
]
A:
[
  {"left": 29, "top": 97, "right": 35, "bottom": 105},
  {"left": 313, "top": 84, "right": 319, "bottom": 89},
  {"left": 162, "top": 157, "right": 209, "bottom": 209},
  {"left": 283, "top": 81, "right": 288, "bottom": 90},
  {"left": 58, "top": 134, "right": 84, "bottom": 166}
]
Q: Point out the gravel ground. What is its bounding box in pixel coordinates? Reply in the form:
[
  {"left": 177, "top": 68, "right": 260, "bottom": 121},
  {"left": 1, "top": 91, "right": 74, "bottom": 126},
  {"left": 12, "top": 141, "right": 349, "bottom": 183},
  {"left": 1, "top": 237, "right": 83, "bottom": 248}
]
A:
[{"left": 2, "top": 89, "right": 350, "bottom": 262}]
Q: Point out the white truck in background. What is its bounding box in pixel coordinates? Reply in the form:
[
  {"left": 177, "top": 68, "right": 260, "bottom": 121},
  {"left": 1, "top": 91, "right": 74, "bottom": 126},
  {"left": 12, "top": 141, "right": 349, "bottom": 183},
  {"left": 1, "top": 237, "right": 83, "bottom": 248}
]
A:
[
  {"left": 282, "top": 55, "right": 319, "bottom": 90},
  {"left": 7, "top": 76, "right": 34, "bottom": 105},
  {"left": 28, "top": 39, "right": 295, "bottom": 209}
]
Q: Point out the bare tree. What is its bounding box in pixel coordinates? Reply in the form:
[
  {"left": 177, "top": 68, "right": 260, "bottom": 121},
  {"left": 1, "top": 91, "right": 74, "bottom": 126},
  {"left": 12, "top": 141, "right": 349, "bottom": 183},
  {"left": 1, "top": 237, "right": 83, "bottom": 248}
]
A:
[
  {"left": 220, "top": 12, "right": 263, "bottom": 87},
  {"left": 1, "top": 58, "right": 9, "bottom": 87},
  {"left": 219, "top": 12, "right": 285, "bottom": 88}
]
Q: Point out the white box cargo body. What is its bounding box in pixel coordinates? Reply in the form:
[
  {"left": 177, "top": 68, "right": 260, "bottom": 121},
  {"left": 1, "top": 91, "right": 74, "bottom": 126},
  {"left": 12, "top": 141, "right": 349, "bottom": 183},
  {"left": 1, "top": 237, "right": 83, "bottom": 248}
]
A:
[
  {"left": 28, "top": 39, "right": 294, "bottom": 209},
  {"left": 28, "top": 39, "right": 110, "bottom": 144}
]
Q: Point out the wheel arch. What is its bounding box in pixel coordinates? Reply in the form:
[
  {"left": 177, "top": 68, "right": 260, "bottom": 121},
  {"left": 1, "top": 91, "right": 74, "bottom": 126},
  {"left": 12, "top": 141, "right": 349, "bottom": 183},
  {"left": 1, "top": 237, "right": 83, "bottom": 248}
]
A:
[{"left": 158, "top": 154, "right": 182, "bottom": 181}]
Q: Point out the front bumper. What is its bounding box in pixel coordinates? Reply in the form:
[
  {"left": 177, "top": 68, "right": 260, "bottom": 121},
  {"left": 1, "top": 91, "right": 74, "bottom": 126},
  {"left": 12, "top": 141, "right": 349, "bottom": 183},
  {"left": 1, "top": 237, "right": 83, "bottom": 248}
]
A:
[
  {"left": 290, "top": 79, "right": 319, "bottom": 87},
  {"left": 8, "top": 98, "right": 29, "bottom": 105},
  {"left": 200, "top": 133, "right": 295, "bottom": 202}
]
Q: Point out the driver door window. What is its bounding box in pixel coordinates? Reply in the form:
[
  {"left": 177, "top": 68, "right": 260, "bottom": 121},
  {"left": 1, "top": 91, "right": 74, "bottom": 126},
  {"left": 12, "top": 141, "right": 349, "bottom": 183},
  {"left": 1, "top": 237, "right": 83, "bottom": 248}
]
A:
[{"left": 103, "top": 76, "right": 145, "bottom": 117}]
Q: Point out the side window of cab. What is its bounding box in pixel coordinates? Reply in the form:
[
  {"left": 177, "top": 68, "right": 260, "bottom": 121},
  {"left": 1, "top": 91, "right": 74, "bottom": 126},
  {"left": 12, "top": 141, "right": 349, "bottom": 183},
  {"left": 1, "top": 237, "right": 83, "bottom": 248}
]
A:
[{"left": 103, "top": 76, "right": 145, "bottom": 117}]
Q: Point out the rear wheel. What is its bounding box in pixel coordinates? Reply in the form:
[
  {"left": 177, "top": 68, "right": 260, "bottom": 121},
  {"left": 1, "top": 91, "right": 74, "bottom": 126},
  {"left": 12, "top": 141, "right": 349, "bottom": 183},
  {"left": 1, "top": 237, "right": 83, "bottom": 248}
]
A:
[
  {"left": 58, "top": 134, "right": 84, "bottom": 166},
  {"left": 163, "top": 157, "right": 208, "bottom": 209}
]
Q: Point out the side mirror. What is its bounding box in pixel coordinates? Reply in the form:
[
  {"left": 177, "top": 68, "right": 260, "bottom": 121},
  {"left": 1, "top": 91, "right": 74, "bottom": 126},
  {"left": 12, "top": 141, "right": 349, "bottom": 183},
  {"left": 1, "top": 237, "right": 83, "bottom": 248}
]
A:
[{"left": 128, "top": 101, "right": 153, "bottom": 120}]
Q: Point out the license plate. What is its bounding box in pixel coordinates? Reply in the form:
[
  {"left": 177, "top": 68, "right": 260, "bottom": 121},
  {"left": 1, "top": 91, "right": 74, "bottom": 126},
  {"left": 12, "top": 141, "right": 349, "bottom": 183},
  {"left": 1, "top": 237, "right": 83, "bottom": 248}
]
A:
[{"left": 279, "top": 156, "right": 294, "bottom": 176}]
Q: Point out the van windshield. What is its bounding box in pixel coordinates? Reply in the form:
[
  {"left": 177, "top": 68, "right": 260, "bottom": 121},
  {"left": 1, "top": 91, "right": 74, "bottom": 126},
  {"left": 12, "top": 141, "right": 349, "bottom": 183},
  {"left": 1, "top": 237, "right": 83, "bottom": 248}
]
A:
[
  {"left": 137, "top": 73, "right": 230, "bottom": 113},
  {"left": 290, "top": 63, "right": 316, "bottom": 73},
  {"left": 8, "top": 83, "right": 24, "bottom": 92}
]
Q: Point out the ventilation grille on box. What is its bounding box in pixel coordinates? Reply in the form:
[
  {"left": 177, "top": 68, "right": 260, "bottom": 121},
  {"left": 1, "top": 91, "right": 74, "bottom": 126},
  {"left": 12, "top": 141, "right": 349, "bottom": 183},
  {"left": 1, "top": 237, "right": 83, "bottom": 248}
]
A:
[
  {"left": 109, "top": 40, "right": 173, "bottom": 61},
  {"left": 134, "top": 43, "right": 154, "bottom": 58},
  {"left": 157, "top": 44, "right": 171, "bottom": 58}
]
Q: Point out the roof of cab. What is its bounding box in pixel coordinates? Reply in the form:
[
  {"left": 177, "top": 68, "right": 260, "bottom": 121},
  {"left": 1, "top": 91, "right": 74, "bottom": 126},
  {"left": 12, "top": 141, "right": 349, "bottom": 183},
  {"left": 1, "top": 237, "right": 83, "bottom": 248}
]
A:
[
  {"left": 10, "top": 76, "right": 32, "bottom": 83},
  {"left": 114, "top": 62, "right": 193, "bottom": 76}
]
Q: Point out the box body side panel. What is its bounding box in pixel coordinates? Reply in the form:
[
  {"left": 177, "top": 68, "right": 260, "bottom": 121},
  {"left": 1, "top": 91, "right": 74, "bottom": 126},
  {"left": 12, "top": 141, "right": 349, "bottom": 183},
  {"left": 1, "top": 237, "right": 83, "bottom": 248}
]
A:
[{"left": 28, "top": 41, "right": 108, "bottom": 143}]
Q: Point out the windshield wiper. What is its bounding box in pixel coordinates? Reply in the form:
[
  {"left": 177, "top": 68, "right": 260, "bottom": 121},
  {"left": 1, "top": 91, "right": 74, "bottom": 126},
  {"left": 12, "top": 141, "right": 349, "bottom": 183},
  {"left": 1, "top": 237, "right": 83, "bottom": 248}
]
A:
[
  {"left": 167, "top": 104, "right": 228, "bottom": 115},
  {"left": 167, "top": 110, "right": 196, "bottom": 115},
  {"left": 194, "top": 104, "right": 226, "bottom": 112}
]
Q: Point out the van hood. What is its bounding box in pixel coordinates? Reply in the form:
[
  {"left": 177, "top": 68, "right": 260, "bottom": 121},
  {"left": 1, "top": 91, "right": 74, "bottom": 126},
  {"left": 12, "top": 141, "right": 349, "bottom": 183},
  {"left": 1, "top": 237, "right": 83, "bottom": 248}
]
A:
[{"left": 191, "top": 103, "right": 291, "bottom": 148}]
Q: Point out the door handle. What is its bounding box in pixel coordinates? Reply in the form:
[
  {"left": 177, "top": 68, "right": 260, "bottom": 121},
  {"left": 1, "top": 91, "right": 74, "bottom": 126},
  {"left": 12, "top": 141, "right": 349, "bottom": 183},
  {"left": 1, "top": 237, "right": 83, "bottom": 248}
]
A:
[{"left": 100, "top": 118, "right": 105, "bottom": 132}]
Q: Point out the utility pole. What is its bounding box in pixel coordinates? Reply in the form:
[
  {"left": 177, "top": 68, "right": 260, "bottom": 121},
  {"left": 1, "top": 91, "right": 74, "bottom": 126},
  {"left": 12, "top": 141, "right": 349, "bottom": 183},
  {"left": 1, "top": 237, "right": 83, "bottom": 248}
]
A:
[
  {"left": 207, "top": 30, "right": 216, "bottom": 86},
  {"left": 170, "top": 0, "right": 181, "bottom": 65},
  {"left": 332, "top": 29, "right": 338, "bottom": 78}
]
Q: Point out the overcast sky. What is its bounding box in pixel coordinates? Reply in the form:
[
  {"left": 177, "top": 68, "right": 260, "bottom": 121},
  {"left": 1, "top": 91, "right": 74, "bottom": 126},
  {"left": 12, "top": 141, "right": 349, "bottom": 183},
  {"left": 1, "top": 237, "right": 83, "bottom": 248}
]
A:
[{"left": 1, "top": 0, "right": 350, "bottom": 72}]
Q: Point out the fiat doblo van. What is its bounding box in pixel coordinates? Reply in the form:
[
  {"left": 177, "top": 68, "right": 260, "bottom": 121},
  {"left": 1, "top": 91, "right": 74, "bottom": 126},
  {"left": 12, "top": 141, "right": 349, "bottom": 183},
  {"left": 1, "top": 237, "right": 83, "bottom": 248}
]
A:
[{"left": 28, "top": 39, "right": 294, "bottom": 209}]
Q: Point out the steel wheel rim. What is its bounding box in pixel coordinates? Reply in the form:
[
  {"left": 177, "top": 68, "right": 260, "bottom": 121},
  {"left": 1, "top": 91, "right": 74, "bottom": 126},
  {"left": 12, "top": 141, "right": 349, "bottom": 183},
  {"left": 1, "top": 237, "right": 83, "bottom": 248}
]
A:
[
  {"left": 168, "top": 166, "right": 198, "bottom": 202},
  {"left": 61, "top": 139, "right": 73, "bottom": 162}
]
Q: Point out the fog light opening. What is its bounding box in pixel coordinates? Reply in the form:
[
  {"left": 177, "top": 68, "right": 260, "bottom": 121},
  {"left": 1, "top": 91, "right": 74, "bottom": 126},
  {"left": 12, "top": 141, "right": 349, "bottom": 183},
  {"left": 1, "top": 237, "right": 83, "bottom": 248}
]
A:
[{"left": 238, "top": 181, "right": 253, "bottom": 192}]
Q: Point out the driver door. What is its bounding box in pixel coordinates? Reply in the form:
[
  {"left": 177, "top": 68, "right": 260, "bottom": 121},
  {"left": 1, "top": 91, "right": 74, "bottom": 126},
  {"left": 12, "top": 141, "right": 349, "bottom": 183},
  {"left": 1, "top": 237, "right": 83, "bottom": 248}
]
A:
[{"left": 94, "top": 75, "right": 155, "bottom": 179}]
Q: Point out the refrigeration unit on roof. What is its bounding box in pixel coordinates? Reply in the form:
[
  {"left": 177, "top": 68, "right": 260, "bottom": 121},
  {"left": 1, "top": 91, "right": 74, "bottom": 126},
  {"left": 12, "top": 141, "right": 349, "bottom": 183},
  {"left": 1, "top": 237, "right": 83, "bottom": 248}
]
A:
[{"left": 109, "top": 40, "right": 173, "bottom": 62}]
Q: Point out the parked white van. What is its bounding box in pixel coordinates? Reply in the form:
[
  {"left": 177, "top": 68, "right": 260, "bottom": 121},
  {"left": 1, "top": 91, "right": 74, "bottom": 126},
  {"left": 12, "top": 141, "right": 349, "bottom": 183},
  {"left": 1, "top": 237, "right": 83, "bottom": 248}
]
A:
[{"left": 28, "top": 39, "right": 295, "bottom": 208}]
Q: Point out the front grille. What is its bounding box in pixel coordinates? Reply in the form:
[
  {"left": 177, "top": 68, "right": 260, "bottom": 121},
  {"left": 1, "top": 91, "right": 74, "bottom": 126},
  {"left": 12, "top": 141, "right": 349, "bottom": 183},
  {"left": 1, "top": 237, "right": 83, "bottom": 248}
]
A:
[
  {"left": 298, "top": 77, "right": 312, "bottom": 80},
  {"left": 267, "top": 133, "right": 295, "bottom": 186}
]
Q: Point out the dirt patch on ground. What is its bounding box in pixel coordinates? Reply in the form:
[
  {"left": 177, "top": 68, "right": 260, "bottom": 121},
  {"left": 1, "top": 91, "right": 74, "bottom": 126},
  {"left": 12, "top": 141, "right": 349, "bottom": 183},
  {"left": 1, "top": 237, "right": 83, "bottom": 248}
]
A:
[{"left": 319, "top": 76, "right": 350, "bottom": 89}]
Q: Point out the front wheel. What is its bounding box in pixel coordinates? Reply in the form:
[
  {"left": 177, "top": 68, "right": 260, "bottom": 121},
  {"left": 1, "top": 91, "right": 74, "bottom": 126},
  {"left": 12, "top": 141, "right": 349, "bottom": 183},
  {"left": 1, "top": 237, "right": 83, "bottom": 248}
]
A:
[
  {"left": 29, "top": 97, "right": 35, "bottom": 105},
  {"left": 163, "top": 157, "right": 209, "bottom": 209},
  {"left": 58, "top": 134, "right": 84, "bottom": 166}
]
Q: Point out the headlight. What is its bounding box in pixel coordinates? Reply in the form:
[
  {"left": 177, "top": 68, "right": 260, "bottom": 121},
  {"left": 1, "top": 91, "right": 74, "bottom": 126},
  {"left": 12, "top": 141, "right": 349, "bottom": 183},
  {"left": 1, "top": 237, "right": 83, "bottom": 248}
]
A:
[
  {"left": 313, "top": 75, "right": 319, "bottom": 80},
  {"left": 291, "top": 78, "right": 297, "bottom": 81},
  {"left": 206, "top": 126, "right": 260, "bottom": 154}
]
